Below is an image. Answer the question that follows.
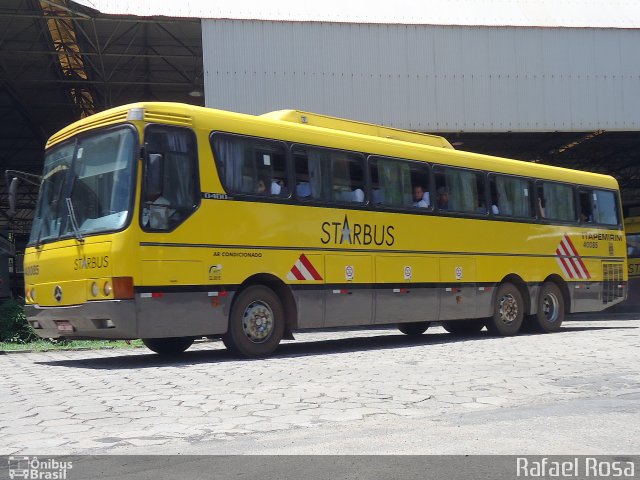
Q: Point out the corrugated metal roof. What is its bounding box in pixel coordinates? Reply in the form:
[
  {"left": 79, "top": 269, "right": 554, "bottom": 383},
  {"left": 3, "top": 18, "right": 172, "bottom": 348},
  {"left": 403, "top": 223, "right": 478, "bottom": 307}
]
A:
[{"left": 71, "top": 0, "right": 640, "bottom": 28}]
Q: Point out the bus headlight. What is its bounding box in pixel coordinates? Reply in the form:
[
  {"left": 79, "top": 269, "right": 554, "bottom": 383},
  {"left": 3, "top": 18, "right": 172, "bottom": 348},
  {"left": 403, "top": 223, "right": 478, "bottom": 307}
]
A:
[
  {"left": 91, "top": 282, "right": 99, "bottom": 297},
  {"left": 25, "top": 287, "right": 31, "bottom": 302},
  {"left": 30, "top": 288, "right": 36, "bottom": 303},
  {"left": 104, "top": 281, "right": 112, "bottom": 296}
]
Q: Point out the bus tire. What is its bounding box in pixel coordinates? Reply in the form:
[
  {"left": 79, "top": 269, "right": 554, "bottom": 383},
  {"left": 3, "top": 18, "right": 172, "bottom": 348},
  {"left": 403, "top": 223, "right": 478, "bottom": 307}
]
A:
[
  {"left": 442, "top": 319, "right": 484, "bottom": 335},
  {"left": 486, "top": 283, "right": 524, "bottom": 336},
  {"left": 530, "top": 282, "right": 564, "bottom": 333},
  {"left": 398, "top": 322, "right": 431, "bottom": 336},
  {"left": 142, "top": 337, "right": 194, "bottom": 355},
  {"left": 223, "top": 285, "right": 285, "bottom": 358}
]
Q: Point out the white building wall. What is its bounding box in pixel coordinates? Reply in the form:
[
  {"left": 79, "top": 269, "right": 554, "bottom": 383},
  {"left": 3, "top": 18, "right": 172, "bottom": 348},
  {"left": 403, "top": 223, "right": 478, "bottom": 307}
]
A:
[{"left": 203, "top": 20, "right": 640, "bottom": 132}]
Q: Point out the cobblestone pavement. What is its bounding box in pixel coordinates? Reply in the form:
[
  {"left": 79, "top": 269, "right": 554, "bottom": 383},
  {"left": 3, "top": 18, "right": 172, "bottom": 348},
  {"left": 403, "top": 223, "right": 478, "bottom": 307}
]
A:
[{"left": 1, "top": 317, "right": 639, "bottom": 455}]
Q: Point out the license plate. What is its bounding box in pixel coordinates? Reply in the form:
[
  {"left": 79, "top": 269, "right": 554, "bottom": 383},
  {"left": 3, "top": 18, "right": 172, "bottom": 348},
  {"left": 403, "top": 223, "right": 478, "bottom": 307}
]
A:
[{"left": 55, "top": 321, "right": 74, "bottom": 333}]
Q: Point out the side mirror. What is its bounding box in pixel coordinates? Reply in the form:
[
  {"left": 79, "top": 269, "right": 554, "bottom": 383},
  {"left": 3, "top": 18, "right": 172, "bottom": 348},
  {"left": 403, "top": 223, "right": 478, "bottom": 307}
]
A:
[
  {"left": 7, "top": 177, "right": 18, "bottom": 216},
  {"left": 144, "top": 153, "right": 163, "bottom": 201}
]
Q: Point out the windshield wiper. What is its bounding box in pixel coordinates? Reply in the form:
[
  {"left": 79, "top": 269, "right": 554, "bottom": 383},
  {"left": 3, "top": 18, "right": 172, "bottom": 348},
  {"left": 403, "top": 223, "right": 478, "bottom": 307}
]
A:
[{"left": 65, "top": 197, "right": 84, "bottom": 243}]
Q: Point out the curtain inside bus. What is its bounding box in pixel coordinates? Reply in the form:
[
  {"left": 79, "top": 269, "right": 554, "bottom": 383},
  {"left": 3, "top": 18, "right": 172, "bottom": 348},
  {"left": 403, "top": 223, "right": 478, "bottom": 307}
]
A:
[
  {"left": 215, "top": 138, "right": 246, "bottom": 192},
  {"left": 496, "top": 176, "right": 531, "bottom": 217},
  {"left": 543, "top": 183, "right": 575, "bottom": 221},
  {"left": 378, "top": 158, "right": 412, "bottom": 207},
  {"left": 447, "top": 169, "right": 478, "bottom": 212}
]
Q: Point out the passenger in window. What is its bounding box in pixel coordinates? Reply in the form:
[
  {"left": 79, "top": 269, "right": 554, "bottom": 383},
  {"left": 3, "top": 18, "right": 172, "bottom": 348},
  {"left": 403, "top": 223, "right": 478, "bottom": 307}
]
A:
[
  {"left": 352, "top": 188, "right": 365, "bottom": 203},
  {"left": 491, "top": 194, "right": 500, "bottom": 215},
  {"left": 144, "top": 193, "right": 172, "bottom": 230},
  {"left": 296, "top": 182, "right": 311, "bottom": 198},
  {"left": 436, "top": 186, "right": 449, "bottom": 210},
  {"left": 256, "top": 178, "right": 268, "bottom": 194},
  {"left": 256, "top": 177, "right": 282, "bottom": 195},
  {"left": 580, "top": 211, "right": 593, "bottom": 223},
  {"left": 270, "top": 179, "right": 284, "bottom": 195},
  {"left": 412, "top": 185, "right": 430, "bottom": 208},
  {"left": 538, "top": 198, "right": 546, "bottom": 218}
]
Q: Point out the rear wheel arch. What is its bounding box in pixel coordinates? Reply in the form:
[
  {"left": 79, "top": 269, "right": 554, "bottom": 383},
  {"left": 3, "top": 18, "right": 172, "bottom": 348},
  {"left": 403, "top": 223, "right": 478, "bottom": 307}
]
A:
[{"left": 542, "top": 274, "right": 571, "bottom": 314}]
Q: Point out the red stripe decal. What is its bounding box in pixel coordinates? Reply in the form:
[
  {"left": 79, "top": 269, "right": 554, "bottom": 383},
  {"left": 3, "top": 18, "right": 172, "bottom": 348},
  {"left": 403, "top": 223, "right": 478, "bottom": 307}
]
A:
[
  {"left": 557, "top": 253, "right": 575, "bottom": 279},
  {"left": 563, "top": 235, "right": 590, "bottom": 279},
  {"left": 290, "top": 265, "right": 306, "bottom": 281},
  {"left": 299, "top": 254, "right": 322, "bottom": 280},
  {"left": 567, "top": 257, "right": 583, "bottom": 278},
  {"left": 557, "top": 244, "right": 579, "bottom": 279}
]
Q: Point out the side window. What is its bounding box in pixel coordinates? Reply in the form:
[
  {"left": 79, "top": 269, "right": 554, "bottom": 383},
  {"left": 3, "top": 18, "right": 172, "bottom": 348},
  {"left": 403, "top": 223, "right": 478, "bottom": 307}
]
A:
[
  {"left": 537, "top": 181, "right": 576, "bottom": 222},
  {"left": 489, "top": 175, "right": 533, "bottom": 218},
  {"left": 369, "top": 156, "right": 430, "bottom": 209},
  {"left": 579, "top": 188, "right": 619, "bottom": 225},
  {"left": 627, "top": 233, "right": 640, "bottom": 257},
  {"left": 434, "top": 167, "right": 486, "bottom": 214},
  {"left": 142, "top": 125, "right": 199, "bottom": 231},
  {"left": 293, "top": 146, "right": 365, "bottom": 203},
  {"left": 211, "top": 133, "right": 288, "bottom": 197}
]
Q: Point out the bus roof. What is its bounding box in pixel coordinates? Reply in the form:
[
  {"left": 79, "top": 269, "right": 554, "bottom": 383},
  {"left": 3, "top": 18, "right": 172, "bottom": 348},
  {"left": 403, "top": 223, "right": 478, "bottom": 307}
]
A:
[
  {"left": 47, "top": 102, "right": 620, "bottom": 191},
  {"left": 260, "top": 109, "right": 454, "bottom": 150}
]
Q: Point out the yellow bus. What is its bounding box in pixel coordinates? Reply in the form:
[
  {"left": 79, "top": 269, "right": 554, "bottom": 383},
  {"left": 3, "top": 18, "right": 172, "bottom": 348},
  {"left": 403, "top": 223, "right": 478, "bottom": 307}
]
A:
[
  {"left": 623, "top": 216, "right": 640, "bottom": 309},
  {"left": 20, "top": 102, "right": 627, "bottom": 357}
]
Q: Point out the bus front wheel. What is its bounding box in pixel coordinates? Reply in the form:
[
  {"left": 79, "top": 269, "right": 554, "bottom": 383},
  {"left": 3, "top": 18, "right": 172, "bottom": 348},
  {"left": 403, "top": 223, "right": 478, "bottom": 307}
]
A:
[
  {"left": 529, "top": 282, "right": 564, "bottom": 333},
  {"left": 486, "top": 283, "right": 524, "bottom": 336},
  {"left": 142, "top": 337, "right": 194, "bottom": 355},
  {"left": 397, "top": 322, "right": 431, "bottom": 336},
  {"left": 223, "top": 285, "right": 285, "bottom": 358}
]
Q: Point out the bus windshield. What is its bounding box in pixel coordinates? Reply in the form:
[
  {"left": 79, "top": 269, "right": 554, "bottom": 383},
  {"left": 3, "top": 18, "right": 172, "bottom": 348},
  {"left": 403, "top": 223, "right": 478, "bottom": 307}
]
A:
[{"left": 29, "top": 126, "right": 137, "bottom": 245}]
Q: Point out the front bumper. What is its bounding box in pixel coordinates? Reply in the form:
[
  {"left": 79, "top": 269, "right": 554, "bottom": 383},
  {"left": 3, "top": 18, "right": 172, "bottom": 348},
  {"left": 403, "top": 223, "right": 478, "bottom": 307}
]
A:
[
  {"left": 26, "top": 300, "right": 137, "bottom": 339},
  {"left": 25, "top": 291, "right": 234, "bottom": 340}
]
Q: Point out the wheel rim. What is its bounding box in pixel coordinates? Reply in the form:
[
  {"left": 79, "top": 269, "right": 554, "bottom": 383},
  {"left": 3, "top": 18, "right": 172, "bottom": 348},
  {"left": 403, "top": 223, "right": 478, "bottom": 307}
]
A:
[
  {"left": 498, "top": 294, "right": 519, "bottom": 324},
  {"left": 242, "top": 300, "right": 274, "bottom": 343},
  {"left": 542, "top": 292, "right": 560, "bottom": 323}
]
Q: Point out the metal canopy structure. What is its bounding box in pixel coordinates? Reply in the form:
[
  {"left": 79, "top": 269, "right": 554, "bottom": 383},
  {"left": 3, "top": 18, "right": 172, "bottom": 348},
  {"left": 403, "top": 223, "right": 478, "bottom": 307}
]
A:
[
  {"left": 0, "top": 0, "right": 203, "bottom": 235},
  {"left": 1, "top": 0, "right": 640, "bottom": 240}
]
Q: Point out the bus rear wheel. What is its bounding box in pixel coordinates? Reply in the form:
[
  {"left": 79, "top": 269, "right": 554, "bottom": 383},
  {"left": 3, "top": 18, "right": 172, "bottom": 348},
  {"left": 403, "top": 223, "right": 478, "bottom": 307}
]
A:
[
  {"left": 529, "top": 282, "right": 564, "bottom": 333},
  {"left": 223, "top": 285, "right": 285, "bottom": 358},
  {"left": 486, "top": 283, "right": 524, "bottom": 336},
  {"left": 397, "top": 322, "right": 431, "bottom": 336},
  {"left": 442, "top": 319, "right": 484, "bottom": 335},
  {"left": 142, "top": 337, "right": 194, "bottom": 355}
]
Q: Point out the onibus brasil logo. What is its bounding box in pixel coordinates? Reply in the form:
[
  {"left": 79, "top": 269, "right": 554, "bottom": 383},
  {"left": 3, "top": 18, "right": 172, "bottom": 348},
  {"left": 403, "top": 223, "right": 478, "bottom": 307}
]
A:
[{"left": 8, "top": 457, "right": 73, "bottom": 479}]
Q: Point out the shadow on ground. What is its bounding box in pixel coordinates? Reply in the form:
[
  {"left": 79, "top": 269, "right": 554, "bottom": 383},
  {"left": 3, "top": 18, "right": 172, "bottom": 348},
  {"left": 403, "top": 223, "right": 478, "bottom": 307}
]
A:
[{"left": 36, "top": 323, "right": 638, "bottom": 371}]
